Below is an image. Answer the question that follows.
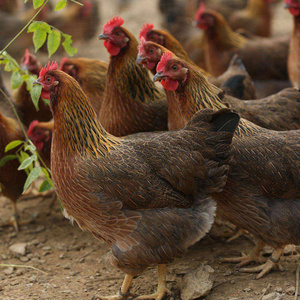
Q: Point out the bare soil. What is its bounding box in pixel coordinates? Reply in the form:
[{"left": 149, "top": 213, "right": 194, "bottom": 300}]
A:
[{"left": 1, "top": 0, "right": 298, "bottom": 299}]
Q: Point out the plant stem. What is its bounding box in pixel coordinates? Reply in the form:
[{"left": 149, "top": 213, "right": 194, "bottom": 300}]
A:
[
  {"left": 70, "top": 0, "right": 84, "bottom": 6},
  {"left": 0, "top": 0, "right": 49, "bottom": 56}
]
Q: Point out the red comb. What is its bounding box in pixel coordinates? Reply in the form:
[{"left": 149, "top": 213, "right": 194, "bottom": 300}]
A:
[
  {"left": 23, "top": 49, "right": 30, "bottom": 65},
  {"left": 103, "top": 16, "right": 124, "bottom": 34},
  {"left": 27, "top": 120, "right": 39, "bottom": 137},
  {"left": 39, "top": 61, "right": 58, "bottom": 78},
  {"left": 157, "top": 52, "right": 173, "bottom": 73},
  {"left": 195, "top": 1, "right": 206, "bottom": 21},
  {"left": 60, "top": 57, "right": 69, "bottom": 70},
  {"left": 139, "top": 23, "right": 154, "bottom": 40},
  {"left": 138, "top": 37, "right": 147, "bottom": 55}
]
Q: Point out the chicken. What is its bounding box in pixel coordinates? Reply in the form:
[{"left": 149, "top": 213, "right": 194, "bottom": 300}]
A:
[
  {"left": 154, "top": 53, "right": 300, "bottom": 278},
  {"left": 0, "top": 0, "right": 18, "bottom": 13},
  {"left": 195, "top": 5, "right": 290, "bottom": 79},
  {"left": 137, "top": 39, "right": 256, "bottom": 99},
  {"left": 13, "top": 49, "right": 52, "bottom": 127},
  {"left": 228, "top": 0, "right": 272, "bottom": 37},
  {"left": 60, "top": 57, "right": 108, "bottom": 114},
  {"left": 34, "top": 61, "right": 239, "bottom": 299},
  {"left": 45, "top": 0, "right": 99, "bottom": 44},
  {"left": 0, "top": 69, "right": 27, "bottom": 231},
  {"left": 286, "top": 0, "right": 300, "bottom": 89},
  {"left": 27, "top": 120, "right": 53, "bottom": 169},
  {"left": 97, "top": 16, "right": 168, "bottom": 136}
]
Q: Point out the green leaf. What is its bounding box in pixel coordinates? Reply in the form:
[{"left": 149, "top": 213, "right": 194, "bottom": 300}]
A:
[
  {"left": 24, "top": 0, "right": 29, "bottom": 3},
  {"left": 18, "top": 155, "right": 37, "bottom": 170},
  {"left": 55, "top": 0, "right": 67, "bottom": 11},
  {"left": 0, "top": 155, "right": 17, "bottom": 167},
  {"left": 5, "top": 140, "right": 23, "bottom": 152},
  {"left": 62, "top": 34, "right": 77, "bottom": 56},
  {"left": 28, "top": 22, "right": 40, "bottom": 33},
  {"left": 23, "top": 166, "right": 42, "bottom": 194},
  {"left": 11, "top": 72, "right": 23, "bottom": 90},
  {"left": 30, "top": 83, "right": 42, "bottom": 111},
  {"left": 39, "top": 180, "right": 53, "bottom": 192},
  {"left": 25, "top": 143, "right": 37, "bottom": 153},
  {"left": 40, "top": 22, "right": 51, "bottom": 34},
  {"left": 33, "top": 26, "right": 47, "bottom": 52},
  {"left": 47, "top": 29, "right": 61, "bottom": 57},
  {"left": 33, "top": 0, "right": 45, "bottom": 9}
]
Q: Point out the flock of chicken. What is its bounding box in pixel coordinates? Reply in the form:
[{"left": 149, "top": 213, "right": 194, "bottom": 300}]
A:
[{"left": 0, "top": 0, "right": 300, "bottom": 299}]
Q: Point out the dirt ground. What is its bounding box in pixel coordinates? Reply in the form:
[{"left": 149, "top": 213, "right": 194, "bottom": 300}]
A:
[{"left": 0, "top": 0, "right": 298, "bottom": 299}]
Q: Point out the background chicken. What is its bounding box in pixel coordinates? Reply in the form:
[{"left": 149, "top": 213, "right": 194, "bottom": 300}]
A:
[
  {"left": 154, "top": 53, "right": 300, "bottom": 278},
  {"left": 60, "top": 57, "right": 108, "bottom": 114},
  {"left": 36, "top": 62, "right": 239, "bottom": 298},
  {"left": 98, "top": 16, "right": 168, "bottom": 136}
]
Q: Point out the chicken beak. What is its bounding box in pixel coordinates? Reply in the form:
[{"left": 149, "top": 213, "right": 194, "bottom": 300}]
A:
[
  {"left": 33, "top": 79, "right": 42, "bottom": 86},
  {"left": 98, "top": 33, "right": 110, "bottom": 41},
  {"left": 136, "top": 55, "right": 147, "bottom": 64},
  {"left": 153, "top": 72, "right": 168, "bottom": 82}
]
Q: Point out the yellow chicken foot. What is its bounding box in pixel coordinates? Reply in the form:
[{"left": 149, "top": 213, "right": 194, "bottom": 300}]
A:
[
  {"left": 1, "top": 202, "right": 20, "bottom": 232},
  {"left": 240, "top": 246, "right": 285, "bottom": 279},
  {"left": 226, "top": 228, "right": 246, "bottom": 243},
  {"left": 93, "top": 274, "right": 135, "bottom": 300},
  {"left": 135, "top": 264, "right": 172, "bottom": 300},
  {"left": 221, "top": 240, "right": 266, "bottom": 268}
]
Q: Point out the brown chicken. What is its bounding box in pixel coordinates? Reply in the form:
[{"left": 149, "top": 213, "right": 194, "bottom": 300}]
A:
[
  {"left": 137, "top": 39, "right": 256, "bottom": 99},
  {"left": 60, "top": 57, "right": 108, "bottom": 114},
  {"left": 27, "top": 120, "right": 53, "bottom": 169},
  {"left": 286, "top": 0, "right": 300, "bottom": 89},
  {"left": 0, "top": 69, "right": 27, "bottom": 231},
  {"left": 194, "top": 5, "right": 290, "bottom": 79},
  {"left": 154, "top": 53, "right": 300, "bottom": 278},
  {"left": 35, "top": 61, "right": 239, "bottom": 299},
  {"left": 13, "top": 49, "right": 52, "bottom": 127},
  {"left": 228, "top": 0, "right": 273, "bottom": 37},
  {"left": 0, "top": 0, "right": 18, "bottom": 13},
  {"left": 97, "top": 16, "right": 168, "bottom": 136}
]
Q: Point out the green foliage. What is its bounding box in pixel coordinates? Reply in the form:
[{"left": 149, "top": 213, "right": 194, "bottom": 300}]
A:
[
  {"left": 0, "top": 155, "right": 18, "bottom": 168},
  {"left": 55, "top": 0, "right": 67, "bottom": 11},
  {"left": 47, "top": 29, "right": 61, "bottom": 57},
  {"left": 33, "top": 0, "right": 45, "bottom": 9}
]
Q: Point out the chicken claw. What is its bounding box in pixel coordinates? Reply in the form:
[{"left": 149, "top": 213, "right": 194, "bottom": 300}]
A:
[
  {"left": 135, "top": 265, "right": 172, "bottom": 300},
  {"left": 220, "top": 240, "right": 265, "bottom": 268},
  {"left": 240, "top": 246, "right": 285, "bottom": 279}
]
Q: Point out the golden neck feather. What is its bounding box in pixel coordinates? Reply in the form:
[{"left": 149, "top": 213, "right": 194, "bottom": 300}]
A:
[{"left": 247, "top": 0, "right": 269, "bottom": 16}]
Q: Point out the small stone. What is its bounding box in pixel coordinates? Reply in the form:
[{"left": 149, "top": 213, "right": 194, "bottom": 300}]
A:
[
  {"left": 20, "top": 256, "right": 29, "bottom": 262},
  {"left": 10, "top": 281, "right": 19, "bottom": 286},
  {"left": 286, "top": 286, "right": 295, "bottom": 295},
  {"left": 275, "top": 287, "right": 283, "bottom": 293},
  {"left": 29, "top": 275, "right": 37, "bottom": 283},
  {"left": 64, "top": 263, "right": 71, "bottom": 269},
  {"left": 27, "top": 253, "right": 34, "bottom": 259},
  {"left": 224, "top": 269, "right": 232, "bottom": 276},
  {"left": 180, "top": 264, "right": 215, "bottom": 300},
  {"left": 78, "top": 257, "right": 85, "bottom": 263},
  {"left": 261, "top": 293, "right": 282, "bottom": 300},
  {"left": 42, "top": 246, "right": 52, "bottom": 251},
  {"left": 16, "top": 270, "right": 23, "bottom": 276},
  {"left": 9, "top": 243, "right": 27, "bottom": 256},
  {"left": 30, "top": 239, "right": 40, "bottom": 246},
  {"left": 4, "top": 267, "right": 14, "bottom": 275},
  {"left": 244, "top": 288, "right": 252, "bottom": 292},
  {"left": 1, "top": 255, "right": 7, "bottom": 260},
  {"left": 43, "top": 251, "right": 51, "bottom": 256},
  {"left": 39, "top": 259, "right": 46, "bottom": 264},
  {"left": 59, "top": 253, "right": 65, "bottom": 259}
]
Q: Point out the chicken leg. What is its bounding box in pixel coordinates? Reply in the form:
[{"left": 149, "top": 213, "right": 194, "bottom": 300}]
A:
[
  {"left": 240, "top": 246, "right": 285, "bottom": 279},
  {"left": 220, "top": 240, "right": 266, "bottom": 268},
  {"left": 135, "top": 264, "right": 172, "bottom": 300},
  {"left": 94, "top": 274, "right": 135, "bottom": 300}
]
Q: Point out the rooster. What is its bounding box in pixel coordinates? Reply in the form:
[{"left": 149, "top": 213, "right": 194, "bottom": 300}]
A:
[
  {"left": 97, "top": 16, "right": 168, "bottom": 136},
  {"left": 154, "top": 52, "right": 300, "bottom": 278},
  {"left": 34, "top": 61, "right": 240, "bottom": 298},
  {"left": 60, "top": 57, "right": 108, "bottom": 114},
  {"left": 228, "top": 0, "right": 273, "bottom": 37},
  {"left": 285, "top": 0, "right": 300, "bottom": 89},
  {"left": 195, "top": 4, "right": 289, "bottom": 79}
]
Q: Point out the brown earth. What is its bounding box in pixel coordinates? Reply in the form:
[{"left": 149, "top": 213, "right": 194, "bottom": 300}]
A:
[{"left": 1, "top": 0, "right": 298, "bottom": 299}]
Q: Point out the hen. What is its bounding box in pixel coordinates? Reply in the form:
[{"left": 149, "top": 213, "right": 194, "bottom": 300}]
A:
[
  {"left": 0, "top": 69, "right": 27, "bottom": 231},
  {"left": 228, "top": 0, "right": 273, "bottom": 37},
  {"left": 60, "top": 57, "right": 108, "bottom": 114},
  {"left": 154, "top": 53, "right": 300, "bottom": 278},
  {"left": 35, "top": 61, "right": 239, "bottom": 299},
  {"left": 97, "top": 16, "right": 168, "bottom": 136},
  {"left": 195, "top": 5, "right": 289, "bottom": 79},
  {"left": 286, "top": 0, "right": 300, "bottom": 89}
]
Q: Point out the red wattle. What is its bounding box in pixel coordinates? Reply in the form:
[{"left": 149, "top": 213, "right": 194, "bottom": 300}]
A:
[
  {"left": 147, "top": 61, "right": 157, "bottom": 71},
  {"left": 104, "top": 41, "right": 121, "bottom": 56},
  {"left": 41, "top": 90, "right": 50, "bottom": 100},
  {"left": 289, "top": 7, "right": 300, "bottom": 16},
  {"left": 161, "top": 78, "right": 179, "bottom": 91}
]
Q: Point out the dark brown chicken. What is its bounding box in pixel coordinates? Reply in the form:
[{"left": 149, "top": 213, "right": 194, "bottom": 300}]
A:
[
  {"left": 35, "top": 62, "right": 239, "bottom": 298},
  {"left": 195, "top": 6, "right": 289, "bottom": 79},
  {"left": 97, "top": 16, "right": 168, "bottom": 136},
  {"left": 13, "top": 49, "right": 52, "bottom": 127},
  {"left": 0, "top": 69, "right": 27, "bottom": 231},
  {"left": 286, "top": 0, "right": 300, "bottom": 89},
  {"left": 154, "top": 53, "right": 300, "bottom": 278},
  {"left": 60, "top": 57, "right": 108, "bottom": 115},
  {"left": 228, "top": 0, "right": 273, "bottom": 37}
]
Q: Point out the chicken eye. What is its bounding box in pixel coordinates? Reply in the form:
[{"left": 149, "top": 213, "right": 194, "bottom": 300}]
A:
[
  {"left": 115, "top": 31, "right": 121, "bottom": 37},
  {"left": 172, "top": 65, "right": 178, "bottom": 71},
  {"left": 46, "top": 76, "right": 51, "bottom": 83},
  {"left": 149, "top": 48, "right": 154, "bottom": 54}
]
